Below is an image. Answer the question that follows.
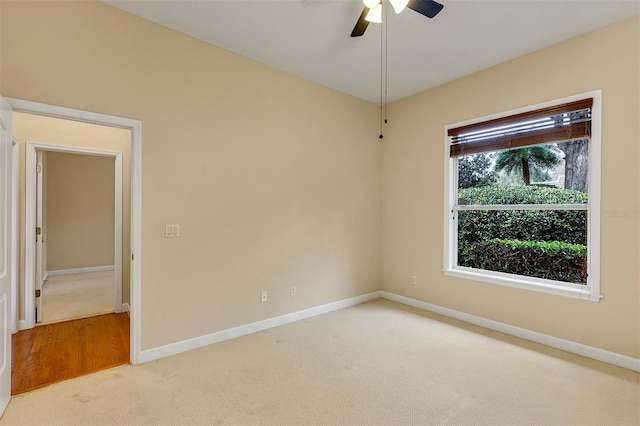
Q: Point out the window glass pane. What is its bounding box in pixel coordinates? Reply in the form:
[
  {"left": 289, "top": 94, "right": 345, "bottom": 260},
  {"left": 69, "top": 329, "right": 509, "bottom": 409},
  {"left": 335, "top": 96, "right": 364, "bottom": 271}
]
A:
[
  {"left": 457, "top": 139, "right": 589, "bottom": 205},
  {"left": 457, "top": 210, "right": 587, "bottom": 284}
]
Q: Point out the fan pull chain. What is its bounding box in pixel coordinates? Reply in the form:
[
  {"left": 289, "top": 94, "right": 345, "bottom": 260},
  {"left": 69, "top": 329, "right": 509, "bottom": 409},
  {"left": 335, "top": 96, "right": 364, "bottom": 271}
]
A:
[
  {"left": 379, "top": 0, "right": 385, "bottom": 139},
  {"left": 379, "top": 1, "right": 389, "bottom": 140}
]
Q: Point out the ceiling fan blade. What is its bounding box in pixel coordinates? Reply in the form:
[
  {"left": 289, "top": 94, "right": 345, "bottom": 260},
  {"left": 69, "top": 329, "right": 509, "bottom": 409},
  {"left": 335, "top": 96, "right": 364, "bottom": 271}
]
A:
[
  {"left": 350, "top": 7, "right": 370, "bottom": 37},
  {"left": 407, "top": 0, "right": 444, "bottom": 19}
]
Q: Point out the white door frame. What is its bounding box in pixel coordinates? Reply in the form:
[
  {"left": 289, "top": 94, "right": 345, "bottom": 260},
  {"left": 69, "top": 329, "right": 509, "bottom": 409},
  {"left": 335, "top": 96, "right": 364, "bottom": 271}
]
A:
[
  {"left": 1, "top": 97, "right": 14, "bottom": 417},
  {"left": 10, "top": 136, "right": 18, "bottom": 335},
  {"left": 26, "top": 142, "right": 123, "bottom": 323},
  {"left": 34, "top": 150, "right": 44, "bottom": 323},
  {"left": 8, "top": 98, "right": 142, "bottom": 365}
]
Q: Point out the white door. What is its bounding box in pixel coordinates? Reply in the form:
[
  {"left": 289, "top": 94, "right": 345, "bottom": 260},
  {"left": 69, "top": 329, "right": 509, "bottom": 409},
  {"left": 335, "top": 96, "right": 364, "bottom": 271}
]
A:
[
  {"left": 35, "top": 151, "right": 44, "bottom": 323},
  {"left": 0, "top": 97, "right": 14, "bottom": 415}
]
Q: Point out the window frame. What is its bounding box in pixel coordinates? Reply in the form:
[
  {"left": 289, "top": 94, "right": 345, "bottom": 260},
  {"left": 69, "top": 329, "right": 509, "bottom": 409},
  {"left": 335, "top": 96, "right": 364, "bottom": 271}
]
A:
[{"left": 443, "top": 90, "right": 602, "bottom": 302}]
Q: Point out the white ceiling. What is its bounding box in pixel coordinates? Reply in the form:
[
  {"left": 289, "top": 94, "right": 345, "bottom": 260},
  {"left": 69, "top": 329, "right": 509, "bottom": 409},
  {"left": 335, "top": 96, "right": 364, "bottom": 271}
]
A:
[{"left": 104, "top": 0, "right": 639, "bottom": 104}]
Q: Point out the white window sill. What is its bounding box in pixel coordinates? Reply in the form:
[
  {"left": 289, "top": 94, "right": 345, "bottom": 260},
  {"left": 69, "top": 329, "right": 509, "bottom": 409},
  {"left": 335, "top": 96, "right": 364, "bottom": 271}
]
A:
[{"left": 443, "top": 267, "right": 601, "bottom": 302}]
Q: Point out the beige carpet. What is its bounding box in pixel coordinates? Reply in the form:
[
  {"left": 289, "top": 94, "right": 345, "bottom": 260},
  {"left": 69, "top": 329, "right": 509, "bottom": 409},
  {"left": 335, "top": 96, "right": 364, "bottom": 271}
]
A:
[
  {"left": 2, "top": 299, "right": 638, "bottom": 425},
  {"left": 42, "top": 270, "right": 114, "bottom": 324}
]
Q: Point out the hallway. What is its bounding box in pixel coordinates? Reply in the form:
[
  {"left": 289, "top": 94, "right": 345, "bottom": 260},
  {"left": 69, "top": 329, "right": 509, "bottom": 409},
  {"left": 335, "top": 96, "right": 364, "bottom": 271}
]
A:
[{"left": 11, "top": 313, "right": 130, "bottom": 395}]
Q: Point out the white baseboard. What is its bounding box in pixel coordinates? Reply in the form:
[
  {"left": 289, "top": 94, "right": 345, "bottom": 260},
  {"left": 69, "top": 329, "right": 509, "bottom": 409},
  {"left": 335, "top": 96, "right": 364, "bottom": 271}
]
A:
[
  {"left": 43, "top": 271, "right": 49, "bottom": 283},
  {"left": 47, "top": 265, "right": 114, "bottom": 277},
  {"left": 137, "top": 288, "right": 639, "bottom": 372},
  {"left": 121, "top": 303, "right": 130, "bottom": 317},
  {"left": 380, "top": 291, "right": 640, "bottom": 372},
  {"left": 139, "top": 291, "right": 382, "bottom": 364}
]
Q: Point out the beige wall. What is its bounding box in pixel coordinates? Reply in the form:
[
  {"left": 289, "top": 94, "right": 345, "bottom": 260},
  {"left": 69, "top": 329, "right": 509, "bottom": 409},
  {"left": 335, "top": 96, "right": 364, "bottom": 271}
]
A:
[
  {"left": 1, "top": 1, "right": 381, "bottom": 349},
  {"left": 46, "top": 151, "right": 115, "bottom": 271},
  {"left": 382, "top": 16, "right": 640, "bottom": 358},
  {"left": 12, "top": 112, "right": 132, "bottom": 316}
]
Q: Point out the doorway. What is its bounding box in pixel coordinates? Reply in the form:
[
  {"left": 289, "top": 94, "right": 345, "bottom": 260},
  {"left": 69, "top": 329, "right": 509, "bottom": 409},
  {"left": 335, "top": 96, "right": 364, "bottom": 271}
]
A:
[
  {"left": 7, "top": 98, "right": 142, "bottom": 366},
  {"left": 11, "top": 113, "right": 133, "bottom": 394},
  {"left": 33, "top": 148, "right": 121, "bottom": 324},
  {"left": 26, "top": 144, "right": 124, "bottom": 325},
  {"left": 1, "top": 97, "right": 141, "bottom": 411}
]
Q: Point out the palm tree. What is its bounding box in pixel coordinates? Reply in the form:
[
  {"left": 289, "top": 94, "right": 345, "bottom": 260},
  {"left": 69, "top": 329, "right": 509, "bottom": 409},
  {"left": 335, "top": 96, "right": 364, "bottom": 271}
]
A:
[{"left": 495, "top": 146, "right": 561, "bottom": 185}]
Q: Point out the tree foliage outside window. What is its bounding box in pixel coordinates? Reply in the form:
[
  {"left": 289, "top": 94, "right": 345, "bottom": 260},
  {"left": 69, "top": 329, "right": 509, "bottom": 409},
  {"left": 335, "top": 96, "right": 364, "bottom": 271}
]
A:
[
  {"left": 494, "top": 146, "right": 562, "bottom": 186},
  {"left": 457, "top": 153, "right": 496, "bottom": 189}
]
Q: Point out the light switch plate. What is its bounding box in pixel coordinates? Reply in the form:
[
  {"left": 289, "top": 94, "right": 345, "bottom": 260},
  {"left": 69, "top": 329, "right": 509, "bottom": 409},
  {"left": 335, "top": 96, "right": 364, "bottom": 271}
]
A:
[{"left": 165, "top": 224, "right": 180, "bottom": 238}]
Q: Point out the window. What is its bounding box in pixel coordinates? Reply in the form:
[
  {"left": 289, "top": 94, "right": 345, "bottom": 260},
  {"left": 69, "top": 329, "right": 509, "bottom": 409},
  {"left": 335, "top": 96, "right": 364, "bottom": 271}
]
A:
[{"left": 444, "top": 92, "right": 601, "bottom": 302}]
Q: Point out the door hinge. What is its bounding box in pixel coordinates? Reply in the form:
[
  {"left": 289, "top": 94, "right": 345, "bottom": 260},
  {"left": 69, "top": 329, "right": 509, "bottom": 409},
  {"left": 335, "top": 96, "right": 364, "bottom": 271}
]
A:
[
  {"left": 36, "top": 227, "right": 41, "bottom": 236},
  {"left": 36, "top": 164, "right": 42, "bottom": 173},
  {"left": 35, "top": 289, "right": 41, "bottom": 298}
]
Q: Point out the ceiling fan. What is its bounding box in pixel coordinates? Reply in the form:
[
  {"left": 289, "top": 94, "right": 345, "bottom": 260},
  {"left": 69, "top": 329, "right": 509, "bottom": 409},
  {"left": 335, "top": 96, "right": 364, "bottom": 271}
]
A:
[{"left": 351, "top": 0, "right": 444, "bottom": 37}]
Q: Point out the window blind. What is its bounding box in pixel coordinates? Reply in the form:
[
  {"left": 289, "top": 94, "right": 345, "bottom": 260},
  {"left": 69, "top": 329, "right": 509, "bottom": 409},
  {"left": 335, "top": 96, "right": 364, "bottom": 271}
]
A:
[{"left": 449, "top": 98, "right": 592, "bottom": 157}]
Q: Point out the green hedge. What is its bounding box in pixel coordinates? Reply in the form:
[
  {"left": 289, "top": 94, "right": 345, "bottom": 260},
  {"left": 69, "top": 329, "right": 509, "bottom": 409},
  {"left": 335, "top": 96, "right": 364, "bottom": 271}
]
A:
[
  {"left": 458, "top": 185, "right": 587, "bottom": 245},
  {"left": 459, "top": 239, "right": 587, "bottom": 284},
  {"left": 458, "top": 184, "right": 588, "bottom": 205}
]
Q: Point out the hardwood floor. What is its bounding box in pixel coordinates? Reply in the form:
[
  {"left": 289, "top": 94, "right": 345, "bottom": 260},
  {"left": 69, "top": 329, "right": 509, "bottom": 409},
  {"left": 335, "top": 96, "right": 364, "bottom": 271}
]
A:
[{"left": 11, "top": 312, "right": 130, "bottom": 395}]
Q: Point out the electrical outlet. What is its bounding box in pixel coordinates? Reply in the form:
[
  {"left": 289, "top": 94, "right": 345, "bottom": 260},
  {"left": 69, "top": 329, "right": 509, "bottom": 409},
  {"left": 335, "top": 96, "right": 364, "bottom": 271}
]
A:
[
  {"left": 261, "top": 291, "right": 268, "bottom": 303},
  {"left": 290, "top": 286, "right": 296, "bottom": 296},
  {"left": 411, "top": 275, "right": 418, "bottom": 285}
]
